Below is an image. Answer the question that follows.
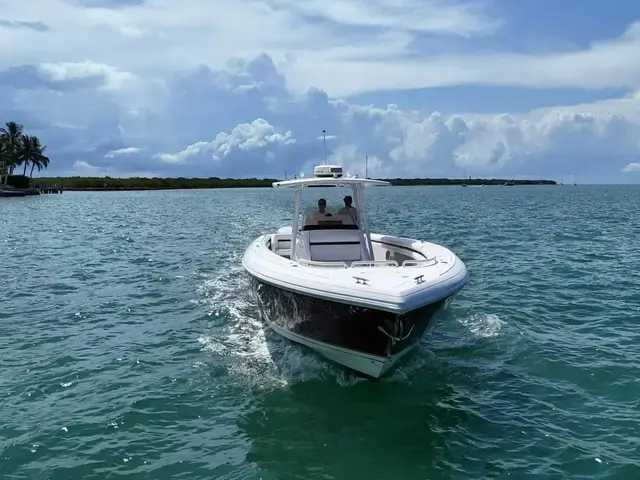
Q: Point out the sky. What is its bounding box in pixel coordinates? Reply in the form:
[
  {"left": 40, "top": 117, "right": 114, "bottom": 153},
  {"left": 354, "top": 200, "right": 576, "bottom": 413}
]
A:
[{"left": 2, "top": 0, "right": 640, "bottom": 183}]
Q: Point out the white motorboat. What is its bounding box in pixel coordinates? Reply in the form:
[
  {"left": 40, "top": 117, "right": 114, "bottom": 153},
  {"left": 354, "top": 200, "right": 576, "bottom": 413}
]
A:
[{"left": 242, "top": 164, "right": 469, "bottom": 378}]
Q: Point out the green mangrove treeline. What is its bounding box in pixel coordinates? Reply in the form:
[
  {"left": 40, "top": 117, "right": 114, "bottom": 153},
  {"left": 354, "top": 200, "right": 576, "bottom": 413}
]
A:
[
  {"left": 35, "top": 176, "right": 556, "bottom": 190},
  {"left": 36, "top": 176, "right": 281, "bottom": 190},
  {"left": 374, "top": 178, "right": 555, "bottom": 186},
  {"left": 0, "top": 121, "right": 50, "bottom": 186}
]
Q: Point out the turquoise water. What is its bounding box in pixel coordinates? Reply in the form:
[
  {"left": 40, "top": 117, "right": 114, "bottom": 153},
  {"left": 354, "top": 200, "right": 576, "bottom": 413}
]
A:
[{"left": 1, "top": 185, "right": 639, "bottom": 479}]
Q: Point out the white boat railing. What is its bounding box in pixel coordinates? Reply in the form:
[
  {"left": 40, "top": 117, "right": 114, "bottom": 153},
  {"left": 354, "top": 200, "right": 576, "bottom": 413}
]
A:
[
  {"left": 351, "top": 260, "right": 399, "bottom": 268},
  {"left": 401, "top": 258, "right": 438, "bottom": 267},
  {"left": 293, "top": 256, "right": 438, "bottom": 269},
  {"left": 298, "top": 258, "right": 349, "bottom": 269}
]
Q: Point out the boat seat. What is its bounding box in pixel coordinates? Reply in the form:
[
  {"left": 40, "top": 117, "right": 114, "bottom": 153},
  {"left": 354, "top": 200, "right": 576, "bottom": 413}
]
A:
[
  {"left": 271, "top": 233, "right": 291, "bottom": 257},
  {"left": 308, "top": 229, "right": 363, "bottom": 263},
  {"left": 303, "top": 214, "right": 355, "bottom": 229}
]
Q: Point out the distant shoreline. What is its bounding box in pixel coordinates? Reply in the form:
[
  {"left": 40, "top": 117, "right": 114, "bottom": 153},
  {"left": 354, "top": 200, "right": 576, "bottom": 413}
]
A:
[{"left": 33, "top": 176, "right": 557, "bottom": 191}]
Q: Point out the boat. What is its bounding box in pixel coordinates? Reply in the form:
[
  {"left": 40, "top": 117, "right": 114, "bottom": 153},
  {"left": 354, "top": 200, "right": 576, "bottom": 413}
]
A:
[
  {"left": 0, "top": 186, "right": 27, "bottom": 197},
  {"left": 241, "top": 164, "right": 469, "bottom": 378}
]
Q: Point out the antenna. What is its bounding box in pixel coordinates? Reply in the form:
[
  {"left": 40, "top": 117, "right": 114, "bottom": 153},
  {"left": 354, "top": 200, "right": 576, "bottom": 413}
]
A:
[
  {"left": 322, "top": 129, "right": 327, "bottom": 165},
  {"left": 365, "top": 154, "right": 368, "bottom": 179}
]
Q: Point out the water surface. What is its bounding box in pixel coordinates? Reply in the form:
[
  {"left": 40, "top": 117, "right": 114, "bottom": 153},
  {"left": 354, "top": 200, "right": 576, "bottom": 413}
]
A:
[{"left": 1, "top": 185, "right": 639, "bottom": 479}]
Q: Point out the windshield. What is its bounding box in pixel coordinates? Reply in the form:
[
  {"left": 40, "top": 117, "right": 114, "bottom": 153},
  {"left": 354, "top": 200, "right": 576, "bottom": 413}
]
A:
[{"left": 300, "top": 186, "right": 360, "bottom": 228}]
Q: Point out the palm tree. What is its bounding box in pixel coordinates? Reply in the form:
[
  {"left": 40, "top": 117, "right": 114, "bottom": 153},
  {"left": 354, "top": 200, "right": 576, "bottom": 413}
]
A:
[
  {"left": 21, "top": 134, "right": 31, "bottom": 176},
  {"left": 0, "top": 121, "right": 24, "bottom": 177},
  {"left": 0, "top": 122, "right": 50, "bottom": 186},
  {"left": 22, "top": 135, "right": 50, "bottom": 178},
  {"left": 0, "top": 133, "right": 9, "bottom": 185}
]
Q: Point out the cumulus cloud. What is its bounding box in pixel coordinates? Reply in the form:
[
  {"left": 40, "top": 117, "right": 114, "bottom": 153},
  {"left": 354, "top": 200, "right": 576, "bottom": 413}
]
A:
[
  {"left": 0, "top": 66, "right": 82, "bottom": 91},
  {"left": 208, "top": 119, "right": 295, "bottom": 159},
  {"left": 72, "top": 160, "right": 105, "bottom": 175},
  {"left": 70, "top": 159, "right": 163, "bottom": 178},
  {"left": 104, "top": 147, "right": 142, "bottom": 158},
  {"left": 155, "top": 118, "right": 295, "bottom": 178},
  {"left": 2, "top": 1, "right": 640, "bottom": 182},
  {"left": 3, "top": 52, "right": 640, "bottom": 182},
  {"left": 37, "top": 61, "right": 135, "bottom": 90}
]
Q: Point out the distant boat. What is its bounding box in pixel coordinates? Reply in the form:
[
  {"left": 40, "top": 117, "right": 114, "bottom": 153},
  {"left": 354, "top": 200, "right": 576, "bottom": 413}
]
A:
[
  {"left": 504, "top": 174, "right": 515, "bottom": 186},
  {"left": 0, "top": 186, "right": 27, "bottom": 197}
]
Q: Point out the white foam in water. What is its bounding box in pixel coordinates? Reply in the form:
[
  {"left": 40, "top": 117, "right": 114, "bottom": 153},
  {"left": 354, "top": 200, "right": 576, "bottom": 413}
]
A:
[
  {"left": 195, "top": 260, "right": 366, "bottom": 388},
  {"left": 457, "top": 313, "right": 505, "bottom": 339}
]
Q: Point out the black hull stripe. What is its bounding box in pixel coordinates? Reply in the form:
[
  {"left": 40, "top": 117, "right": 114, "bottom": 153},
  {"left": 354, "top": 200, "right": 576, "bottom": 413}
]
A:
[{"left": 248, "top": 275, "right": 449, "bottom": 361}]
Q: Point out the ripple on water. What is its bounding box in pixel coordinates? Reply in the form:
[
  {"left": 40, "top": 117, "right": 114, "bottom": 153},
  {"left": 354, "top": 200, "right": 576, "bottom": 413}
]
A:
[{"left": 1, "top": 186, "right": 640, "bottom": 479}]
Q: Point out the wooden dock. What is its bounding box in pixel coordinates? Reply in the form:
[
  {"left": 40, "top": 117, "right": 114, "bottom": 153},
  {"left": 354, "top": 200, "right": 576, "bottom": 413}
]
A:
[
  {"left": 34, "top": 182, "right": 63, "bottom": 194},
  {"left": 0, "top": 182, "right": 63, "bottom": 197}
]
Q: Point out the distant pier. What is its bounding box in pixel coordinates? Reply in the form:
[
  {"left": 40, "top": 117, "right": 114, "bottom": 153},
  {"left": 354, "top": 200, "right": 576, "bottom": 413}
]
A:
[
  {"left": 0, "top": 182, "right": 63, "bottom": 197},
  {"left": 35, "top": 182, "right": 63, "bottom": 194}
]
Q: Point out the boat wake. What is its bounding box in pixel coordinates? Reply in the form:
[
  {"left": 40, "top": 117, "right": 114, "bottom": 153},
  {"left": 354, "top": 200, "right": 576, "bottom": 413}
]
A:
[
  {"left": 194, "top": 260, "right": 362, "bottom": 388},
  {"left": 193, "top": 259, "right": 457, "bottom": 387}
]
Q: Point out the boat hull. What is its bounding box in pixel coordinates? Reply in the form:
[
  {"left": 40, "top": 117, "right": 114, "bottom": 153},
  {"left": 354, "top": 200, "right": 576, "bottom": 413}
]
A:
[{"left": 248, "top": 276, "right": 452, "bottom": 378}]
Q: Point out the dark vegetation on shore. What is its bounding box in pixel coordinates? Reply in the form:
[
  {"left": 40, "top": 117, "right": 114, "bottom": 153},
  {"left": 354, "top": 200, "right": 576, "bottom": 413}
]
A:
[
  {"left": 1, "top": 119, "right": 557, "bottom": 192},
  {"left": 32, "top": 176, "right": 556, "bottom": 190}
]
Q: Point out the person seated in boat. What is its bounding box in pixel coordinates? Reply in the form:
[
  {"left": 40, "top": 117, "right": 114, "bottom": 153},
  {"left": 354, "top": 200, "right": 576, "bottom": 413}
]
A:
[
  {"left": 308, "top": 198, "right": 333, "bottom": 222},
  {"left": 338, "top": 195, "right": 358, "bottom": 224}
]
